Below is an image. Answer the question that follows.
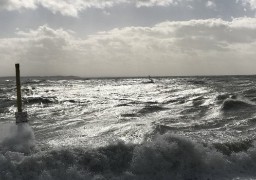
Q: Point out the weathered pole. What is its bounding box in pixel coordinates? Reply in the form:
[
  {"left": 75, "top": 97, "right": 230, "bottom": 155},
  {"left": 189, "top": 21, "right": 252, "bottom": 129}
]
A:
[
  {"left": 15, "top": 64, "right": 22, "bottom": 112},
  {"left": 15, "top": 63, "right": 28, "bottom": 123}
]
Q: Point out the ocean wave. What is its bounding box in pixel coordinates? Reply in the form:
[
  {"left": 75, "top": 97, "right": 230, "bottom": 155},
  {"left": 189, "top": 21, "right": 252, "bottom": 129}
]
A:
[
  {"left": 192, "top": 96, "right": 205, "bottom": 107},
  {"left": 115, "top": 101, "right": 142, "bottom": 107},
  {"left": 153, "top": 124, "right": 178, "bottom": 134},
  {"left": 24, "top": 79, "right": 47, "bottom": 84},
  {"left": 216, "top": 93, "right": 232, "bottom": 101},
  {"left": 242, "top": 88, "right": 256, "bottom": 97},
  {"left": 2, "top": 77, "right": 256, "bottom": 179},
  {"left": 2, "top": 133, "right": 256, "bottom": 179},
  {"left": 121, "top": 113, "right": 138, "bottom": 117},
  {"left": 187, "top": 80, "right": 206, "bottom": 85},
  {"left": 213, "top": 139, "right": 253, "bottom": 156},
  {"left": 221, "top": 98, "right": 254, "bottom": 111},
  {"left": 162, "top": 97, "right": 186, "bottom": 105},
  {"left": 25, "top": 96, "right": 57, "bottom": 105},
  {"left": 137, "top": 105, "right": 168, "bottom": 115},
  {"left": 0, "top": 99, "right": 15, "bottom": 109}
]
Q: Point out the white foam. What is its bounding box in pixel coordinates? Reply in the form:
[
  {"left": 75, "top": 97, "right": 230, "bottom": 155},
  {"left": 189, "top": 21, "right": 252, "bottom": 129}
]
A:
[{"left": 0, "top": 133, "right": 256, "bottom": 179}]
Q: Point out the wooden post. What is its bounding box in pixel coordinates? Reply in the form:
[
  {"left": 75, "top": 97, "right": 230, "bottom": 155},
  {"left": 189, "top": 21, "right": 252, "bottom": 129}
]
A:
[
  {"left": 15, "top": 64, "right": 22, "bottom": 112},
  {"left": 15, "top": 63, "right": 28, "bottom": 123}
]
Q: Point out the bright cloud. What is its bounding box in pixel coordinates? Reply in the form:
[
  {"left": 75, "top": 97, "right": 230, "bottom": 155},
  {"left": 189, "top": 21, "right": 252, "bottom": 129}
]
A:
[
  {"left": 135, "top": 0, "right": 178, "bottom": 7},
  {"left": 240, "top": 0, "right": 256, "bottom": 9},
  {"left": 206, "top": 1, "right": 216, "bottom": 9},
  {"left": 0, "top": 0, "right": 184, "bottom": 16},
  {"left": 1, "top": 17, "right": 256, "bottom": 76},
  {"left": 0, "top": 0, "right": 254, "bottom": 17},
  {"left": 0, "top": 0, "right": 37, "bottom": 11}
]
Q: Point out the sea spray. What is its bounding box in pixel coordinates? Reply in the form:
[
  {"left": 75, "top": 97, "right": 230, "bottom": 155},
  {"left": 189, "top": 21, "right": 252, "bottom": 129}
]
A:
[{"left": 0, "top": 123, "right": 35, "bottom": 154}]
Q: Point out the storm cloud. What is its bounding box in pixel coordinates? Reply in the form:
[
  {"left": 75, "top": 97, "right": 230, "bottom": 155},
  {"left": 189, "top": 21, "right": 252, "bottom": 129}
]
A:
[{"left": 1, "top": 17, "right": 256, "bottom": 76}]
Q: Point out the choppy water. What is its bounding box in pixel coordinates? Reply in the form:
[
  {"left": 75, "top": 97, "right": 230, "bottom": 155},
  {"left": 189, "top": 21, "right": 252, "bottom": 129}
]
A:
[{"left": 1, "top": 76, "right": 256, "bottom": 179}]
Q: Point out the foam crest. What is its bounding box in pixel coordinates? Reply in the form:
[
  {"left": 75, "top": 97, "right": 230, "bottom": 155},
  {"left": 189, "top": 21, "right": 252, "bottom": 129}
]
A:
[
  {"left": 131, "top": 134, "right": 227, "bottom": 179},
  {"left": 0, "top": 141, "right": 134, "bottom": 180}
]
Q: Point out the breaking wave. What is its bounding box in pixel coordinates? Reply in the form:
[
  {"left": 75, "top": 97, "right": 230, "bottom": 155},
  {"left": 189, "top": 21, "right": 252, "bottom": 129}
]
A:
[{"left": 2, "top": 131, "right": 256, "bottom": 179}]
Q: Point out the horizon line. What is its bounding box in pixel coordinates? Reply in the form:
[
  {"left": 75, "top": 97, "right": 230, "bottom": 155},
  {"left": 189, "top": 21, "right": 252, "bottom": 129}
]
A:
[{"left": 1, "top": 74, "right": 256, "bottom": 79}]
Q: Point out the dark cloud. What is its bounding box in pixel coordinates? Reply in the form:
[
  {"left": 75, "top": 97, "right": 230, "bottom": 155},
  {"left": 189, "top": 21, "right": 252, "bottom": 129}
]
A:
[
  {"left": 1, "top": 1, "right": 256, "bottom": 76},
  {"left": 1, "top": 18, "right": 256, "bottom": 76}
]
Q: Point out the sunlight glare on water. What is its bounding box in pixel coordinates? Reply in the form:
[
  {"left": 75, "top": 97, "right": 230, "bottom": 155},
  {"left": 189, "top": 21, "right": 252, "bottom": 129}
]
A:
[{"left": 2, "top": 76, "right": 256, "bottom": 179}]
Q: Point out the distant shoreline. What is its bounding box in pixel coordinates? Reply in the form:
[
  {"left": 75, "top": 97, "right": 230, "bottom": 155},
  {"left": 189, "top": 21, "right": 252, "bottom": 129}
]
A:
[{"left": 1, "top": 74, "right": 256, "bottom": 80}]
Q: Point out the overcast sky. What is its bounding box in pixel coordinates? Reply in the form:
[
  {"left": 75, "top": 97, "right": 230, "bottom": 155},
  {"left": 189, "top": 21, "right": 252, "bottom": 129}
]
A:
[{"left": 1, "top": 0, "right": 256, "bottom": 77}]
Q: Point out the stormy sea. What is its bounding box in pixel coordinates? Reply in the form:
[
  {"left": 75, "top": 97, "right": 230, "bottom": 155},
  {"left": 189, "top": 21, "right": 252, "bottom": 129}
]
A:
[{"left": 1, "top": 76, "right": 256, "bottom": 180}]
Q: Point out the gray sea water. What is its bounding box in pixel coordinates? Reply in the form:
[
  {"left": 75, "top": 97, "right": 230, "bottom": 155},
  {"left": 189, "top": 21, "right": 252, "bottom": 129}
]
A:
[{"left": 1, "top": 76, "right": 256, "bottom": 180}]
